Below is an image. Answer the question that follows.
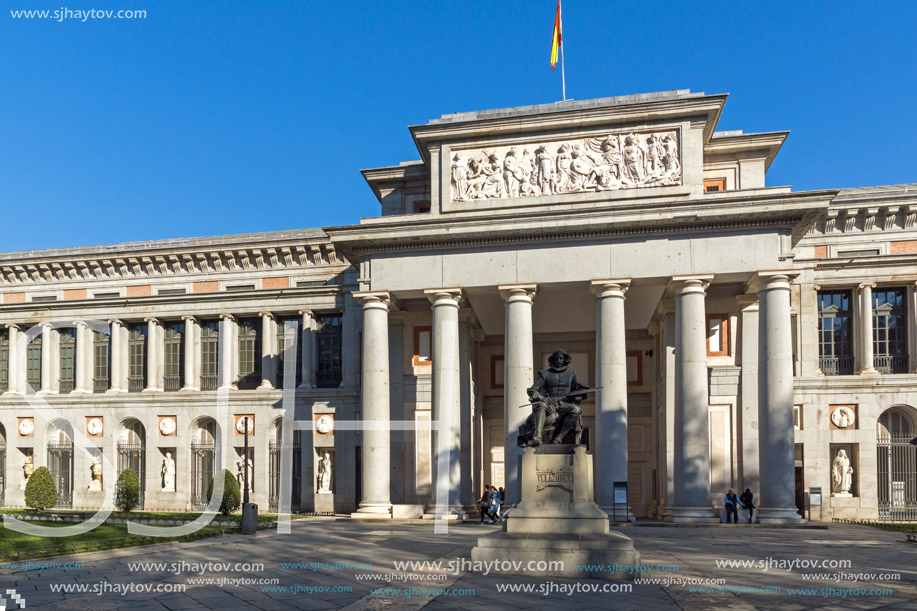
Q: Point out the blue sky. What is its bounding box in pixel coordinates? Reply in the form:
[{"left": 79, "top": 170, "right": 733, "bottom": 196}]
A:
[{"left": 2, "top": 0, "right": 915, "bottom": 252}]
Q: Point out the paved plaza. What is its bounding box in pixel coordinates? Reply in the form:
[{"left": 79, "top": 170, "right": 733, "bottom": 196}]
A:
[{"left": 2, "top": 520, "right": 916, "bottom": 610}]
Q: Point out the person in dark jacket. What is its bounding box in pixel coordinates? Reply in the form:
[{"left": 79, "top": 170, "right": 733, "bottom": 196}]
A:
[
  {"left": 724, "top": 488, "right": 740, "bottom": 524},
  {"left": 489, "top": 486, "right": 502, "bottom": 523},
  {"left": 498, "top": 487, "right": 505, "bottom": 515},
  {"left": 739, "top": 488, "right": 755, "bottom": 524},
  {"left": 479, "top": 485, "right": 493, "bottom": 522}
]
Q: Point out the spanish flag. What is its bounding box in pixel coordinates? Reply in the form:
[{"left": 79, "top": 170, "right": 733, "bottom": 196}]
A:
[{"left": 550, "top": 0, "right": 562, "bottom": 70}]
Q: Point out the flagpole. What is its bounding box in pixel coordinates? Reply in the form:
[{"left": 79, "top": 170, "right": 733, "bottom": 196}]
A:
[{"left": 560, "top": 2, "right": 566, "bottom": 101}]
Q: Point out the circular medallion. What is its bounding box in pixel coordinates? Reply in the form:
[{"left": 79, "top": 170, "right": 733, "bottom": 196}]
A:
[
  {"left": 87, "top": 418, "right": 104, "bottom": 436},
  {"left": 831, "top": 406, "right": 855, "bottom": 429},
  {"left": 315, "top": 414, "right": 334, "bottom": 435},
  {"left": 236, "top": 416, "right": 254, "bottom": 434},
  {"left": 18, "top": 419, "right": 34, "bottom": 437},
  {"left": 159, "top": 417, "right": 176, "bottom": 436}
]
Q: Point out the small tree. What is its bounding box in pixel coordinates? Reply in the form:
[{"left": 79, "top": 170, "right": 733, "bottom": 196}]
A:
[
  {"left": 207, "top": 469, "right": 241, "bottom": 516},
  {"left": 25, "top": 466, "right": 57, "bottom": 511},
  {"left": 115, "top": 468, "right": 141, "bottom": 512}
]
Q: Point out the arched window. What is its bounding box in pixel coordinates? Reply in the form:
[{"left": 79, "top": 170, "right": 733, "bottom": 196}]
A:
[
  {"left": 118, "top": 420, "right": 146, "bottom": 509},
  {"left": 191, "top": 419, "right": 217, "bottom": 509}
]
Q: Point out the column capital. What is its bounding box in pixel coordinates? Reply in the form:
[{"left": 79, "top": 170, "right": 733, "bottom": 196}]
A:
[
  {"left": 257, "top": 311, "right": 275, "bottom": 319},
  {"left": 747, "top": 270, "right": 800, "bottom": 294},
  {"left": 857, "top": 281, "right": 877, "bottom": 291},
  {"left": 6, "top": 323, "right": 20, "bottom": 330},
  {"left": 590, "top": 278, "right": 631, "bottom": 298},
  {"left": 73, "top": 320, "right": 88, "bottom": 328},
  {"left": 108, "top": 318, "right": 123, "bottom": 326},
  {"left": 143, "top": 316, "right": 160, "bottom": 325},
  {"left": 353, "top": 291, "right": 398, "bottom": 310},
  {"left": 424, "top": 288, "right": 463, "bottom": 307},
  {"left": 180, "top": 315, "right": 196, "bottom": 322},
  {"left": 498, "top": 284, "right": 537, "bottom": 303},
  {"left": 219, "top": 313, "right": 235, "bottom": 321},
  {"left": 668, "top": 275, "right": 713, "bottom": 296},
  {"left": 298, "top": 309, "right": 314, "bottom": 318}
]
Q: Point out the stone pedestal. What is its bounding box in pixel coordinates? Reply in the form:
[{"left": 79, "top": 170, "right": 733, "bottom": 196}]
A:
[
  {"left": 315, "top": 492, "right": 334, "bottom": 515},
  {"left": 241, "top": 503, "right": 258, "bottom": 535},
  {"left": 471, "top": 446, "right": 640, "bottom": 580}
]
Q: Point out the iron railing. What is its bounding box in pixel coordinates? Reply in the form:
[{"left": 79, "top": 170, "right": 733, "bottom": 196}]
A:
[
  {"left": 117, "top": 443, "right": 145, "bottom": 510},
  {"left": 47, "top": 443, "right": 73, "bottom": 509},
  {"left": 58, "top": 379, "right": 75, "bottom": 394},
  {"left": 819, "top": 356, "right": 855, "bottom": 376},
  {"left": 128, "top": 376, "right": 144, "bottom": 393},
  {"left": 875, "top": 354, "right": 909, "bottom": 375},
  {"left": 877, "top": 434, "right": 917, "bottom": 521},
  {"left": 268, "top": 440, "right": 302, "bottom": 513},
  {"left": 316, "top": 370, "right": 342, "bottom": 388},
  {"left": 200, "top": 375, "right": 219, "bottom": 391},
  {"left": 191, "top": 442, "right": 216, "bottom": 510},
  {"left": 163, "top": 375, "right": 181, "bottom": 392},
  {"left": 93, "top": 377, "right": 109, "bottom": 393}
]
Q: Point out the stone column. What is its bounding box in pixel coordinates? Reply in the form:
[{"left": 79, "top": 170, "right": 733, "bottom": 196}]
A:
[
  {"left": 909, "top": 282, "right": 917, "bottom": 373},
  {"left": 74, "top": 321, "right": 89, "bottom": 393},
  {"left": 6, "top": 325, "right": 21, "bottom": 394},
  {"left": 258, "top": 312, "right": 276, "bottom": 389},
  {"left": 351, "top": 291, "right": 394, "bottom": 518},
  {"left": 181, "top": 316, "right": 198, "bottom": 390},
  {"left": 755, "top": 273, "right": 805, "bottom": 523},
  {"left": 144, "top": 318, "right": 162, "bottom": 391},
  {"left": 39, "top": 323, "right": 52, "bottom": 393},
  {"left": 736, "top": 295, "right": 760, "bottom": 498},
  {"left": 109, "top": 320, "right": 123, "bottom": 392},
  {"left": 388, "top": 311, "right": 406, "bottom": 504},
  {"left": 458, "top": 317, "right": 475, "bottom": 512},
  {"left": 591, "top": 279, "right": 633, "bottom": 520},
  {"left": 299, "top": 310, "right": 314, "bottom": 389},
  {"left": 219, "top": 314, "right": 236, "bottom": 390},
  {"left": 425, "top": 288, "right": 463, "bottom": 516},
  {"left": 341, "top": 294, "right": 360, "bottom": 388},
  {"left": 859, "top": 282, "right": 877, "bottom": 374},
  {"left": 498, "top": 284, "right": 537, "bottom": 506},
  {"left": 670, "top": 275, "right": 718, "bottom": 522}
]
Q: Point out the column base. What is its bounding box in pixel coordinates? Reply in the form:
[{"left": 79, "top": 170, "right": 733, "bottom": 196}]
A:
[
  {"left": 179, "top": 386, "right": 200, "bottom": 392},
  {"left": 860, "top": 368, "right": 879, "bottom": 375},
  {"left": 105, "top": 388, "right": 126, "bottom": 394},
  {"left": 257, "top": 381, "right": 275, "bottom": 390},
  {"left": 600, "top": 505, "right": 636, "bottom": 523},
  {"left": 72, "top": 389, "right": 91, "bottom": 395},
  {"left": 668, "top": 506, "right": 720, "bottom": 523},
  {"left": 142, "top": 388, "right": 163, "bottom": 393},
  {"left": 296, "top": 384, "right": 314, "bottom": 390},
  {"left": 422, "top": 505, "right": 470, "bottom": 521},
  {"left": 350, "top": 503, "right": 392, "bottom": 520},
  {"left": 757, "top": 507, "right": 806, "bottom": 524}
]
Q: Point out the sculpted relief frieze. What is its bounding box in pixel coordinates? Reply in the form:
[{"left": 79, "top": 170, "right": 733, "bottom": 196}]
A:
[{"left": 450, "top": 130, "right": 681, "bottom": 202}]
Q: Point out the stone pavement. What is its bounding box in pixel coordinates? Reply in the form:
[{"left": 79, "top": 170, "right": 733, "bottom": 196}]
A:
[{"left": 1, "top": 519, "right": 916, "bottom": 610}]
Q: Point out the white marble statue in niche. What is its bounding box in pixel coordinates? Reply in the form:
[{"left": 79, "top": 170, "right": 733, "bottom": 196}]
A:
[
  {"left": 236, "top": 457, "right": 254, "bottom": 492},
  {"left": 21, "top": 455, "right": 34, "bottom": 490},
  {"left": 161, "top": 452, "right": 176, "bottom": 492},
  {"left": 832, "top": 449, "right": 854, "bottom": 496},
  {"left": 317, "top": 451, "right": 333, "bottom": 494},
  {"left": 451, "top": 131, "right": 681, "bottom": 202},
  {"left": 87, "top": 456, "right": 103, "bottom": 491}
]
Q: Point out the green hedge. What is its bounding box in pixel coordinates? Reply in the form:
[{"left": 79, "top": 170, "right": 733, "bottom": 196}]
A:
[
  {"left": 25, "top": 467, "right": 58, "bottom": 511},
  {"left": 207, "top": 469, "right": 241, "bottom": 516},
  {"left": 115, "top": 469, "right": 141, "bottom": 512}
]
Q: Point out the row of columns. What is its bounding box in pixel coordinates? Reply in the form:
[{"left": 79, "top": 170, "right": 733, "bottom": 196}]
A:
[
  {"left": 353, "top": 273, "right": 800, "bottom": 523},
  {"left": 2, "top": 311, "right": 321, "bottom": 394}
]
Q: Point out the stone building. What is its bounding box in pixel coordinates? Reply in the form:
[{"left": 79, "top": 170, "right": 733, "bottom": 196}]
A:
[{"left": 0, "top": 90, "right": 914, "bottom": 522}]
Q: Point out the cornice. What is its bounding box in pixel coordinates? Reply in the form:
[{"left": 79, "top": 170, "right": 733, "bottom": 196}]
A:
[
  {"left": 0, "top": 240, "right": 344, "bottom": 288},
  {"left": 327, "top": 189, "right": 835, "bottom": 262}
]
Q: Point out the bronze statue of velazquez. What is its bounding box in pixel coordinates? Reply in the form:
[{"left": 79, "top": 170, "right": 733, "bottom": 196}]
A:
[{"left": 517, "top": 349, "right": 590, "bottom": 447}]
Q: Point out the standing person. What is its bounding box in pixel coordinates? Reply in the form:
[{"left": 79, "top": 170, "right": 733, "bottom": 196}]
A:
[
  {"left": 489, "top": 486, "right": 501, "bottom": 523},
  {"left": 724, "top": 488, "right": 740, "bottom": 524},
  {"left": 498, "top": 487, "right": 505, "bottom": 516},
  {"left": 740, "top": 488, "right": 755, "bottom": 524},
  {"left": 479, "top": 485, "right": 493, "bottom": 523}
]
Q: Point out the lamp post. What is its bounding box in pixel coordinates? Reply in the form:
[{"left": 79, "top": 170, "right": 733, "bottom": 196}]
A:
[{"left": 241, "top": 417, "right": 257, "bottom": 535}]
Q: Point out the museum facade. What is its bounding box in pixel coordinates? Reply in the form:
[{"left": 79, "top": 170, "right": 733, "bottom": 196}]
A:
[{"left": 0, "top": 90, "right": 914, "bottom": 522}]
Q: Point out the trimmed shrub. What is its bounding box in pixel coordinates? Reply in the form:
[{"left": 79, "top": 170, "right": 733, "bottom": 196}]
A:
[
  {"left": 115, "top": 468, "right": 141, "bottom": 512},
  {"left": 206, "top": 469, "right": 241, "bottom": 516},
  {"left": 25, "top": 466, "right": 57, "bottom": 511}
]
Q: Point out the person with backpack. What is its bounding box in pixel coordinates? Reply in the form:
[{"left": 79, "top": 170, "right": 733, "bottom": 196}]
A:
[{"left": 724, "top": 488, "right": 741, "bottom": 524}]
